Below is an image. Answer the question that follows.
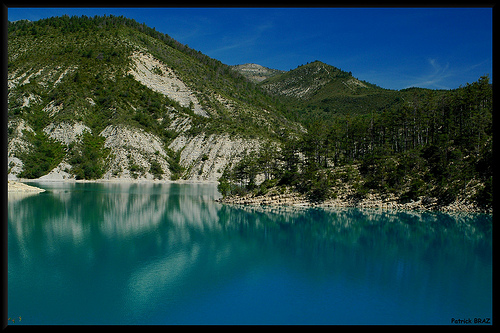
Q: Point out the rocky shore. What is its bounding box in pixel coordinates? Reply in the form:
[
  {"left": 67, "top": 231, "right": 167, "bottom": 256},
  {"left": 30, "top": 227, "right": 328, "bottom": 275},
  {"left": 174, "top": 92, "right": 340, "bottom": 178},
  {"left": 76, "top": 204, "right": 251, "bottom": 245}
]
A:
[{"left": 216, "top": 185, "right": 492, "bottom": 214}]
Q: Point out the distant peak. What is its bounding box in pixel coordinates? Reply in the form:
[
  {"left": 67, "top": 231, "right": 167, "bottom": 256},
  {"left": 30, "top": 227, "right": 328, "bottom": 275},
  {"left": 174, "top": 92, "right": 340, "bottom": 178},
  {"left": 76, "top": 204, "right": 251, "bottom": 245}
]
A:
[
  {"left": 231, "top": 63, "right": 286, "bottom": 83},
  {"left": 233, "top": 63, "right": 266, "bottom": 69}
]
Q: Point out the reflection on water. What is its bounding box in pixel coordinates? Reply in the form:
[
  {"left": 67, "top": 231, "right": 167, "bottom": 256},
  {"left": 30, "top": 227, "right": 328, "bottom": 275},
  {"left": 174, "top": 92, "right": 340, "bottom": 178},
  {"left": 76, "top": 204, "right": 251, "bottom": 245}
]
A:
[{"left": 8, "top": 183, "right": 492, "bottom": 324}]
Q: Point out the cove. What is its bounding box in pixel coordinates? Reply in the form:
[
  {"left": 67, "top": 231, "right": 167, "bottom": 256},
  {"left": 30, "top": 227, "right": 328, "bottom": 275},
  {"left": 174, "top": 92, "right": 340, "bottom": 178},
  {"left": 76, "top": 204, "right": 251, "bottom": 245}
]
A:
[{"left": 7, "top": 182, "right": 492, "bottom": 325}]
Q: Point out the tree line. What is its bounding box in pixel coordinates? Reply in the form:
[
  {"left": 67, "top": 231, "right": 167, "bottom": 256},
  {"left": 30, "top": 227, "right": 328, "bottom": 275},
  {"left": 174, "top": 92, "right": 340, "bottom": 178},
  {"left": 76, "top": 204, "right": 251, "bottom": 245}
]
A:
[{"left": 219, "top": 76, "right": 492, "bottom": 209}]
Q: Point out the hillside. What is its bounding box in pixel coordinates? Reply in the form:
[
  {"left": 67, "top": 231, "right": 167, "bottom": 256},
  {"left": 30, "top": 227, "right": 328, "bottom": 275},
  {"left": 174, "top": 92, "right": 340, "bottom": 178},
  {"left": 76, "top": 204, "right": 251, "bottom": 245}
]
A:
[{"left": 7, "top": 15, "right": 300, "bottom": 182}]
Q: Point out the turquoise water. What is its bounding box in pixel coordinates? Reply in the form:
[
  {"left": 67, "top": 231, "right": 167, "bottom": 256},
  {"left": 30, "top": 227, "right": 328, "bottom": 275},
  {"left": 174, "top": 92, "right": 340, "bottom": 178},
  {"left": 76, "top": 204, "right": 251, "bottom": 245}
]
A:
[{"left": 8, "top": 182, "right": 492, "bottom": 325}]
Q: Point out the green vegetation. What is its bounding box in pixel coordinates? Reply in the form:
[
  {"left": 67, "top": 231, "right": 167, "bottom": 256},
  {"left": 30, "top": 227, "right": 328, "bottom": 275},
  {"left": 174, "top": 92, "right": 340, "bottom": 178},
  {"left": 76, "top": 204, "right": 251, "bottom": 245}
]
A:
[
  {"left": 149, "top": 159, "right": 164, "bottom": 180},
  {"left": 220, "top": 76, "right": 493, "bottom": 210},
  {"left": 259, "top": 61, "right": 394, "bottom": 121},
  {"left": 18, "top": 130, "right": 65, "bottom": 179},
  {"left": 165, "top": 148, "right": 185, "bottom": 180},
  {"left": 68, "top": 131, "right": 110, "bottom": 180}
]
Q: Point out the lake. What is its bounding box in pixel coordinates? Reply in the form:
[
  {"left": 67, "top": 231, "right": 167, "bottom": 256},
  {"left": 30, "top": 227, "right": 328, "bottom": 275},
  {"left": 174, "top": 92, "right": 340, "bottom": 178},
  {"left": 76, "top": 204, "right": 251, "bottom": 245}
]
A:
[{"left": 7, "top": 182, "right": 492, "bottom": 325}]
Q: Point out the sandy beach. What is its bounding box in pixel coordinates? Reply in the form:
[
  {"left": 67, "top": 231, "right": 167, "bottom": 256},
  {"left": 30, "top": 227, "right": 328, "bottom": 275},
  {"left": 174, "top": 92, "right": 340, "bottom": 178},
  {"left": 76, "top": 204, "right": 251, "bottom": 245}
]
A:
[{"left": 8, "top": 180, "right": 46, "bottom": 193}]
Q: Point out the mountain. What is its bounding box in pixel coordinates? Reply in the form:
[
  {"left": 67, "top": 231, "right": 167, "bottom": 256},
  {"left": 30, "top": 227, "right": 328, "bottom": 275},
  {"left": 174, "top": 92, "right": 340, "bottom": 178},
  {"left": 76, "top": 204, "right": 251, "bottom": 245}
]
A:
[
  {"left": 7, "top": 15, "right": 300, "bottom": 182},
  {"left": 259, "top": 61, "right": 371, "bottom": 98},
  {"left": 258, "top": 61, "right": 401, "bottom": 118},
  {"left": 231, "top": 63, "right": 286, "bottom": 83},
  {"left": 6, "top": 15, "right": 492, "bottom": 212}
]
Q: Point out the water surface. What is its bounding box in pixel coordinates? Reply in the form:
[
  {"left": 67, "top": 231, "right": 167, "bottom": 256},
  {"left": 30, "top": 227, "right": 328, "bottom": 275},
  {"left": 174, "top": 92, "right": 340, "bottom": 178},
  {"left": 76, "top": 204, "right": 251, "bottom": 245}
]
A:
[{"left": 8, "top": 182, "right": 492, "bottom": 325}]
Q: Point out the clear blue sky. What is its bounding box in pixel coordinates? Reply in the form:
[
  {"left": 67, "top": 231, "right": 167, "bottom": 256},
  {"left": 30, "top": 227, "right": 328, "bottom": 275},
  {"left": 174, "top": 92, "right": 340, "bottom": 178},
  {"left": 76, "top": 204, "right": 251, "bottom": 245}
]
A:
[{"left": 8, "top": 7, "right": 493, "bottom": 90}]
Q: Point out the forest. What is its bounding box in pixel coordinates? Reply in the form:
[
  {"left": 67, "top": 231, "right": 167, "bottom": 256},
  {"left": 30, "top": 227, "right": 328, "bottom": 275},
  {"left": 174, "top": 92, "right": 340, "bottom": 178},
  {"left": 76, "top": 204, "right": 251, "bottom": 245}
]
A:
[{"left": 218, "top": 76, "right": 493, "bottom": 210}]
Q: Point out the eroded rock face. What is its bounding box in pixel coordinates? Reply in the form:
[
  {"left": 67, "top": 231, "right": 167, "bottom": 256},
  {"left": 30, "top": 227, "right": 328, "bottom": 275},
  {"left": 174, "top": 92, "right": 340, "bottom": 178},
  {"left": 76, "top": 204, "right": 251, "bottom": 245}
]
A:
[
  {"left": 97, "top": 126, "right": 263, "bottom": 182},
  {"left": 8, "top": 119, "right": 35, "bottom": 180},
  {"left": 43, "top": 122, "right": 91, "bottom": 146},
  {"left": 37, "top": 161, "right": 75, "bottom": 181},
  {"left": 99, "top": 125, "right": 171, "bottom": 180},
  {"left": 128, "top": 51, "right": 208, "bottom": 117},
  {"left": 169, "top": 133, "right": 262, "bottom": 182}
]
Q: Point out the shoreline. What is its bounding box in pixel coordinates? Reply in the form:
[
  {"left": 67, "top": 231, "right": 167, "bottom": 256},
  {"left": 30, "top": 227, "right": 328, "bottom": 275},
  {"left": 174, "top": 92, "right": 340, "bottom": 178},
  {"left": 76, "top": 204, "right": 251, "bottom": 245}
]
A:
[
  {"left": 216, "top": 186, "right": 493, "bottom": 215},
  {"left": 217, "top": 196, "right": 492, "bottom": 215},
  {"left": 9, "top": 179, "right": 491, "bottom": 215}
]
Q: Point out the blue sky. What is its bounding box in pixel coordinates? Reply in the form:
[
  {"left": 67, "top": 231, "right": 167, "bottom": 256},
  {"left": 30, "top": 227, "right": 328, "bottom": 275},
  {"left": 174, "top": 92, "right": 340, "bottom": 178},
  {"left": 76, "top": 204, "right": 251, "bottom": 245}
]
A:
[{"left": 8, "top": 7, "right": 493, "bottom": 90}]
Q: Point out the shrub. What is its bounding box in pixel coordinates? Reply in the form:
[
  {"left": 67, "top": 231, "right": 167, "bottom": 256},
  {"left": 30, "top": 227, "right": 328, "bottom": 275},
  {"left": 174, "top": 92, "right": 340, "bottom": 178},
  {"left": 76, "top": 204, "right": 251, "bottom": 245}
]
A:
[
  {"left": 149, "top": 160, "right": 163, "bottom": 179},
  {"left": 69, "top": 132, "right": 109, "bottom": 179},
  {"left": 305, "top": 170, "right": 334, "bottom": 203},
  {"left": 217, "top": 177, "right": 232, "bottom": 197},
  {"left": 474, "top": 177, "right": 492, "bottom": 210},
  {"left": 166, "top": 148, "right": 185, "bottom": 180},
  {"left": 399, "top": 178, "right": 426, "bottom": 203},
  {"left": 18, "top": 130, "right": 65, "bottom": 179}
]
